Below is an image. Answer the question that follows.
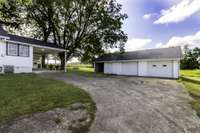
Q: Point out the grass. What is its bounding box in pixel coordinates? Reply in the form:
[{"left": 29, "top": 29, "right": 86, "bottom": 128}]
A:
[
  {"left": 181, "top": 70, "right": 200, "bottom": 81},
  {"left": 67, "top": 64, "right": 105, "bottom": 77},
  {"left": 67, "top": 66, "right": 94, "bottom": 73},
  {"left": 67, "top": 63, "right": 93, "bottom": 68},
  {"left": 0, "top": 74, "right": 96, "bottom": 130},
  {"left": 180, "top": 70, "right": 200, "bottom": 117},
  {"left": 67, "top": 66, "right": 95, "bottom": 76}
]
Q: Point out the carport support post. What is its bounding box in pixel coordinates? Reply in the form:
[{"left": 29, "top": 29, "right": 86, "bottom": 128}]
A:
[{"left": 64, "top": 52, "right": 67, "bottom": 72}]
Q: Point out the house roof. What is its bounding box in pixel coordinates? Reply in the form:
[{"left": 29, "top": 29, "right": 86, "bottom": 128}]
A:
[
  {"left": 95, "top": 47, "right": 182, "bottom": 62},
  {"left": 0, "top": 26, "right": 65, "bottom": 50},
  {"left": 7, "top": 34, "right": 65, "bottom": 50},
  {"left": 0, "top": 26, "right": 8, "bottom": 37}
]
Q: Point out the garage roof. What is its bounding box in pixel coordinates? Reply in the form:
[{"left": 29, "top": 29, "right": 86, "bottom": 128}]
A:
[{"left": 95, "top": 47, "right": 182, "bottom": 62}]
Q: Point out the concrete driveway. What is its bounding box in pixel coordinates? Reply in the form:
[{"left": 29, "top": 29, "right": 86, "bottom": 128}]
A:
[{"left": 42, "top": 73, "right": 200, "bottom": 133}]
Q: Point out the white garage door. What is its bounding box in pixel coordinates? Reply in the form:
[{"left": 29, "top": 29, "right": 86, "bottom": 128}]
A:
[
  {"left": 104, "top": 63, "right": 113, "bottom": 74},
  {"left": 147, "top": 61, "right": 173, "bottom": 78},
  {"left": 104, "top": 62, "right": 121, "bottom": 75},
  {"left": 112, "top": 63, "right": 121, "bottom": 75},
  {"left": 121, "top": 62, "right": 138, "bottom": 75}
]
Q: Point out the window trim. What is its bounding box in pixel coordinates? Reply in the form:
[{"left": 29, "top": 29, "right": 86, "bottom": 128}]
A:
[{"left": 6, "top": 42, "right": 30, "bottom": 57}]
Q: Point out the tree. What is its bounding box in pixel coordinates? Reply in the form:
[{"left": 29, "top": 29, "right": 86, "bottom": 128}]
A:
[
  {"left": 0, "top": 0, "right": 128, "bottom": 66},
  {"left": 181, "top": 47, "right": 200, "bottom": 69},
  {"left": 0, "top": 0, "right": 31, "bottom": 28}
]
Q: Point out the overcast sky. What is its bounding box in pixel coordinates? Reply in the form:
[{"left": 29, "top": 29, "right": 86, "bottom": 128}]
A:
[{"left": 116, "top": 0, "right": 200, "bottom": 51}]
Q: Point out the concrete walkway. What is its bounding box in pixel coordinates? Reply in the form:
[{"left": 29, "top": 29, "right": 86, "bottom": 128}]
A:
[{"left": 42, "top": 73, "right": 200, "bottom": 133}]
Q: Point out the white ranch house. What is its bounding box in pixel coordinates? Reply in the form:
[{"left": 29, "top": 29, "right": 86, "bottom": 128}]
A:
[
  {"left": 0, "top": 26, "right": 67, "bottom": 73},
  {"left": 95, "top": 47, "right": 182, "bottom": 79}
]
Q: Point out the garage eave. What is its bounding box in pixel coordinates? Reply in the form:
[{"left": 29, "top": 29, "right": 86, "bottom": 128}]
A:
[{"left": 94, "top": 58, "right": 182, "bottom": 63}]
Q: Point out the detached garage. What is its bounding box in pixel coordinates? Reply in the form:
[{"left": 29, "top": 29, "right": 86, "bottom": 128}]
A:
[{"left": 94, "top": 47, "right": 182, "bottom": 79}]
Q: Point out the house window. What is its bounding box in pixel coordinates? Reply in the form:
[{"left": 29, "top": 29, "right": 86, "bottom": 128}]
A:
[
  {"left": 7, "top": 43, "right": 18, "bottom": 56},
  {"left": 152, "top": 65, "right": 157, "bottom": 67},
  {"left": 19, "top": 45, "right": 29, "bottom": 57},
  {"left": 163, "top": 65, "right": 167, "bottom": 67},
  {"left": 6, "top": 42, "right": 29, "bottom": 57}
]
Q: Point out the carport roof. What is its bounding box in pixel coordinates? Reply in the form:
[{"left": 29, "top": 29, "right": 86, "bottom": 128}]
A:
[{"left": 95, "top": 47, "right": 182, "bottom": 62}]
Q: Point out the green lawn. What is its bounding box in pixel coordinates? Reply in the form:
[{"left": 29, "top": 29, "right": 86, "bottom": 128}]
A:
[
  {"left": 67, "top": 64, "right": 106, "bottom": 77},
  {"left": 0, "top": 74, "right": 96, "bottom": 125},
  {"left": 180, "top": 70, "right": 200, "bottom": 117},
  {"left": 181, "top": 70, "right": 200, "bottom": 80},
  {"left": 67, "top": 66, "right": 94, "bottom": 73}
]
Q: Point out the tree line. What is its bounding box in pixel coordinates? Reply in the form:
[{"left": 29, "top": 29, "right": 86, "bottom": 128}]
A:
[{"left": 181, "top": 46, "right": 200, "bottom": 69}]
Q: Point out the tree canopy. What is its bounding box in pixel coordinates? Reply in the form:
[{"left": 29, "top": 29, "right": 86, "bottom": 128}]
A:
[
  {"left": 181, "top": 46, "right": 200, "bottom": 69},
  {"left": 0, "top": 0, "right": 127, "bottom": 63}
]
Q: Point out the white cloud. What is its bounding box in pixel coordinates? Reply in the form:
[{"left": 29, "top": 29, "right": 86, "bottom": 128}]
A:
[
  {"left": 154, "top": 0, "right": 200, "bottom": 24},
  {"left": 155, "top": 42, "right": 164, "bottom": 48},
  {"left": 143, "top": 14, "right": 152, "bottom": 19},
  {"left": 159, "top": 31, "right": 200, "bottom": 48},
  {"left": 125, "top": 38, "right": 152, "bottom": 51}
]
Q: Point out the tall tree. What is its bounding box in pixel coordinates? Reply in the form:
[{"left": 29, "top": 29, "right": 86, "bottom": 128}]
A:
[{"left": 0, "top": 0, "right": 128, "bottom": 65}]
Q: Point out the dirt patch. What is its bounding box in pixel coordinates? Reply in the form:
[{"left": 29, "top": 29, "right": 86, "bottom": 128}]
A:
[{"left": 0, "top": 103, "right": 91, "bottom": 133}]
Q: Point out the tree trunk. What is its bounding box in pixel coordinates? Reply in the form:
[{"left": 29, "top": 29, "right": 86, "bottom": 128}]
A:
[
  {"left": 41, "top": 54, "right": 46, "bottom": 69},
  {"left": 59, "top": 52, "right": 65, "bottom": 70}
]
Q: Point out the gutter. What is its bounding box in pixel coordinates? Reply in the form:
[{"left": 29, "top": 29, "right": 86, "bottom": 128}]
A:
[{"left": 94, "top": 58, "right": 182, "bottom": 63}]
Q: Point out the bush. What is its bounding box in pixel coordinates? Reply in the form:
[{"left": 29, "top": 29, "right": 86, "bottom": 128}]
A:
[{"left": 48, "top": 64, "right": 54, "bottom": 70}]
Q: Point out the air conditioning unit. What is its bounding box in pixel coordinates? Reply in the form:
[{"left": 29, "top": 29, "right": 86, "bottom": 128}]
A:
[
  {"left": 0, "top": 66, "right": 4, "bottom": 74},
  {"left": 4, "top": 65, "right": 14, "bottom": 73}
]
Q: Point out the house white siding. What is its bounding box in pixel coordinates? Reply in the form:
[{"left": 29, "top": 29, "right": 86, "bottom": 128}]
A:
[
  {"left": 0, "top": 40, "right": 33, "bottom": 73},
  {"left": 102, "top": 60, "right": 180, "bottom": 78}
]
